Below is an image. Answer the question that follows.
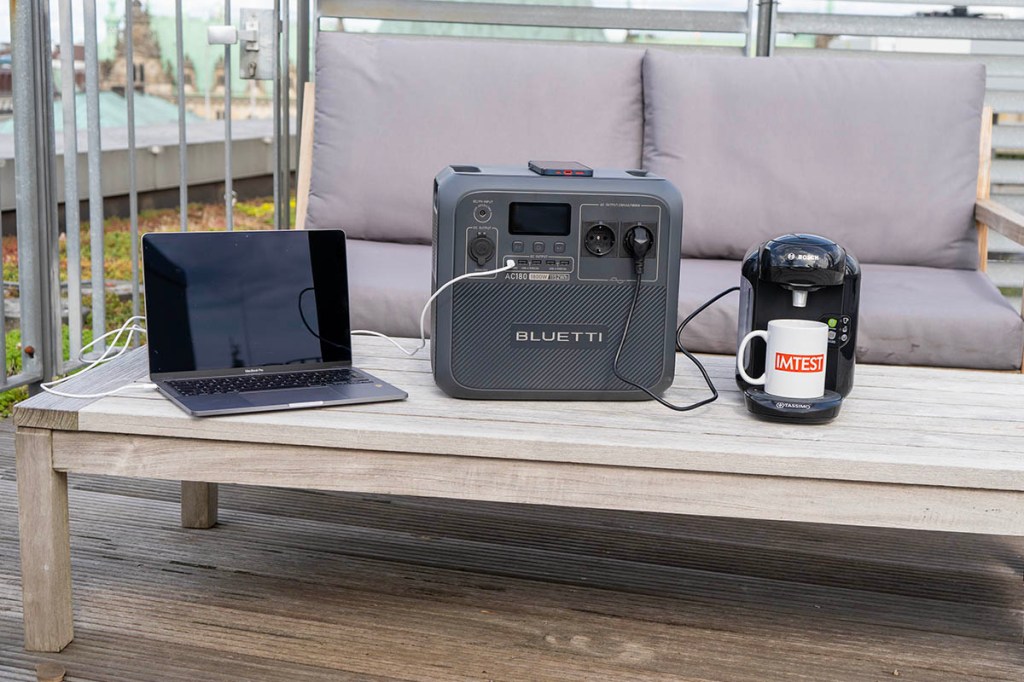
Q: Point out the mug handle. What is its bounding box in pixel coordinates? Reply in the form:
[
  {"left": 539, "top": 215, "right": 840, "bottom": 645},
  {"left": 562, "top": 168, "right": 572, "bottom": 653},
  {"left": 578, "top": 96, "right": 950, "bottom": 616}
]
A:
[{"left": 736, "top": 330, "right": 768, "bottom": 385}]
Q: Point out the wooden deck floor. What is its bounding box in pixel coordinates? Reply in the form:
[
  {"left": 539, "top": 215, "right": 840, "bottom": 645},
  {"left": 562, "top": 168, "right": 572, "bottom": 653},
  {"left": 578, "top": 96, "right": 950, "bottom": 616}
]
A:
[{"left": 1, "top": 420, "right": 1021, "bottom": 681}]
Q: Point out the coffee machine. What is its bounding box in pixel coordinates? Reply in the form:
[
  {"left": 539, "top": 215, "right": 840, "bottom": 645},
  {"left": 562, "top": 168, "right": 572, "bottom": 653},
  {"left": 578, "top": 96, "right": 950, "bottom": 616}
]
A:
[{"left": 736, "top": 234, "right": 860, "bottom": 422}]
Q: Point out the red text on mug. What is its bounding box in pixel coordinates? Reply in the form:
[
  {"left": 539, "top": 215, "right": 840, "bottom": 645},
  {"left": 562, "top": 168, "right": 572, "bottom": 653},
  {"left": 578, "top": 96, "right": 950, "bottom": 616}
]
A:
[{"left": 774, "top": 352, "right": 825, "bottom": 373}]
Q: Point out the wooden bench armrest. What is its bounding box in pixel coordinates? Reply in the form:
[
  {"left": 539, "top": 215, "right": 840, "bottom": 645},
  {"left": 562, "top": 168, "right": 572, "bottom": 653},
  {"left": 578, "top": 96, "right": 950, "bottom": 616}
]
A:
[{"left": 975, "top": 198, "right": 1024, "bottom": 247}]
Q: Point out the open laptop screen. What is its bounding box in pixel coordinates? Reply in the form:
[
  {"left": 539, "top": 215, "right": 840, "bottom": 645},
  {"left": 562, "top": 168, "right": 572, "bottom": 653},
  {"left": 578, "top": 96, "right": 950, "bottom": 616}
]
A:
[{"left": 143, "top": 230, "right": 351, "bottom": 374}]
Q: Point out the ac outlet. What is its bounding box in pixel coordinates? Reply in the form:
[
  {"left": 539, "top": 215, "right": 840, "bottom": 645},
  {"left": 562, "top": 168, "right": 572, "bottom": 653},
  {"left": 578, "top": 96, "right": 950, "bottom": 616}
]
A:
[{"left": 582, "top": 221, "right": 618, "bottom": 257}]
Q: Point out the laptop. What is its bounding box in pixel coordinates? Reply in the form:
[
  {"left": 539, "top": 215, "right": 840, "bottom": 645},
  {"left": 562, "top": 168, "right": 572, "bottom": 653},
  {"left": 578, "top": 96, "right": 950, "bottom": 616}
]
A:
[{"left": 142, "top": 229, "right": 408, "bottom": 417}]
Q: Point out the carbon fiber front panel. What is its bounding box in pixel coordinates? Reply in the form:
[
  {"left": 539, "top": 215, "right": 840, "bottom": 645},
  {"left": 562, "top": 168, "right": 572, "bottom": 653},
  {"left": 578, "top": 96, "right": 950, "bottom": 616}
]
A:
[{"left": 449, "top": 281, "right": 667, "bottom": 392}]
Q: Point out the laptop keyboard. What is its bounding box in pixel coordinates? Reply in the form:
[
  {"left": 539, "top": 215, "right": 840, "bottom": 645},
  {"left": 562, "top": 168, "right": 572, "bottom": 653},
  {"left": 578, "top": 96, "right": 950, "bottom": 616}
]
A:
[{"left": 167, "top": 369, "right": 373, "bottom": 397}]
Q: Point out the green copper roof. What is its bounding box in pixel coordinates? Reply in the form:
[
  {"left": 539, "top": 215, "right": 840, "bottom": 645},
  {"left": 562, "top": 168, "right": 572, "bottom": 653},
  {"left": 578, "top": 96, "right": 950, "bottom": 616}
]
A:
[{"left": 0, "top": 90, "right": 197, "bottom": 133}]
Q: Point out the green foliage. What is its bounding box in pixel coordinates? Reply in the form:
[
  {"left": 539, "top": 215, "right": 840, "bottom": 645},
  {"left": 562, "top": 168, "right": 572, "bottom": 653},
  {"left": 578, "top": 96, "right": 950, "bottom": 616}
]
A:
[
  {"left": 0, "top": 387, "right": 28, "bottom": 418},
  {"left": 234, "top": 200, "right": 275, "bottom": 224},
  {"left": 6, "top": 328, "right": 20, "bottom": 377},
  {"left": 83, "top": 291, "right": 142, "bottom": 333}
]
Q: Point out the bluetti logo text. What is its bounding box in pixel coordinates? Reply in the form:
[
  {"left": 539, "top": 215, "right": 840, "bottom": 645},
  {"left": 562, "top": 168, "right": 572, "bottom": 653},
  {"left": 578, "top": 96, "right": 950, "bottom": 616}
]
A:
[{"left": 511, "top": 324, "right": 608, "bottom": 346}]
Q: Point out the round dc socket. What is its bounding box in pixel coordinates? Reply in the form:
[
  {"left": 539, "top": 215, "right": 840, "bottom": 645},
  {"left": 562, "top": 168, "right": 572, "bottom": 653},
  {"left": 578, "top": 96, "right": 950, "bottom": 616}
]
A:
[
  {"left": 474, "top": 205, "right": 492, "bottom": 223},
  {"left": 469, "top": 235, "right": 495, "bottom": 266},
  {"left": 584, "top": 223, "right": 616, "bottom": 257}
]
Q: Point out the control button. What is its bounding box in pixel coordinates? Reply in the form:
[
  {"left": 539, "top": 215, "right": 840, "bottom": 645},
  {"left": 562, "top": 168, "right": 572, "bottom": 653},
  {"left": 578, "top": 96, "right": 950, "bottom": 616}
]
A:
[
  {"left": 827, "top": 318, "right": 838, "bottom": 328},
  {"left": 828, "top": 330, "right": 837, "bottom": 340},
  {"left": 468, "top": 235, "right": 495, "bottom": 266},
  {"left": 841, "top": 316, "right": 850, "bottom": 324},
  {"left": 841, "top": 326, "right": 849, "bottom": 333},
  {"left": 553, "top": 241, "right": 566, "bottom": 254},
  {"left": 840, "top": 334, "right": 849, "bottom": 342},
  {"left": 532, "top": 241, "right": 545, "bottom": 254},
  {"left": 511, "top": 240, "right": 525, "bottom": 253}
]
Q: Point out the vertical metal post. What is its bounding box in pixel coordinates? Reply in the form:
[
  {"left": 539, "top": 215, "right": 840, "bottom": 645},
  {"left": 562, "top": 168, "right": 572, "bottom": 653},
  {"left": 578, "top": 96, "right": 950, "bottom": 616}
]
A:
[
  {"left": 272, "top": 0, "right": 282, "bottom": 230},
  {"left": 282, "top": 0, "right": 291, "bottom": 229},
  {"left": 175, "top": 0, "right": 188, "bottom": 231},
  {"left": 297, "top": 0, "right": 309, "bottom": 155},
  {"left": 84, "top": 0, "right": 106, "bottom": 350},
  {"left": 126, "top": 0, "right": 140, "bottom": 323},
  {"left": 745, "top": 0, "right": 757, "bottom": 58},
  {"left": 58, "top": 0, "right": 83, "bottom": 366},
  {"left": 13, "top": 0, "right": 60, "bottom": 389},
  {"left": 756, "top": 0, "right": 778, "bottom": 57},
  {"left": 224, "top": 0, "right": 234, "bottom": 231},
  {"left": 276, "top": 0, "right": 291, "bottom": 230}
]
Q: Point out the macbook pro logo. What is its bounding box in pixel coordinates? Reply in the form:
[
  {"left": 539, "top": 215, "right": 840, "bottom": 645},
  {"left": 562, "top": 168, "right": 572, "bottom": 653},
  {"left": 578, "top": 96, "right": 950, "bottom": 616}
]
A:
[{"left": 244, "top": 368, "right": 264, "bottom": 373}]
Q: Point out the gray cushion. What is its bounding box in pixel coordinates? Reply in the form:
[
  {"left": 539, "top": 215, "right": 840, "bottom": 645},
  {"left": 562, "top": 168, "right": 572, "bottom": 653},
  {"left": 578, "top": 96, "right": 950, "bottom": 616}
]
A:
[
  {"left": 643, "top": 51, "right": 986, "bottom": 269},
  {"left": 347, "top": 239, "right": 432, "bottom": 339},
  {"left": 856, "top": 263, "right": 1022, "bottom": 369},
  {"left": 677, "top": 259, "right": 1024, "bottom": 370},
  {"left": 308, "top": 33, "right": 645, "bottom": 242},
  {"left": 347, "top": 242, "right": 1023, "bottom": 370}
]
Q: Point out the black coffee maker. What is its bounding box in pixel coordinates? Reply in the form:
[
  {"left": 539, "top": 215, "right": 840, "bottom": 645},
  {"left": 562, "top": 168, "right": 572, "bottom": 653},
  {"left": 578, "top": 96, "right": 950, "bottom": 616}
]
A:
[{"left": 736, "top": 234, "right": 860, "bottom": 422}]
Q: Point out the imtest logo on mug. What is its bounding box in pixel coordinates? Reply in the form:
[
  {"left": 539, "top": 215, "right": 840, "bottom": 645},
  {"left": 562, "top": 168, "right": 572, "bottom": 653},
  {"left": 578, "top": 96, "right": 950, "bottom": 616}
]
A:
[
  {"left": 774, "top": 353, "right": 825, "bottom": 373},
  {"left": 738, "top": 319, "right": 828, "bottom": 399}
]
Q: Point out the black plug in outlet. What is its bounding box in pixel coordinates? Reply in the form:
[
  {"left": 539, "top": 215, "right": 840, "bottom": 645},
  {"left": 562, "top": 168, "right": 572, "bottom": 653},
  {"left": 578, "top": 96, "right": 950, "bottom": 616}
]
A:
[
  {"left": 620, "top": 222, "right": 656, "bottom": 260},
  {"left": 623, "top": 225, "right": 654, "bottom": 275}
]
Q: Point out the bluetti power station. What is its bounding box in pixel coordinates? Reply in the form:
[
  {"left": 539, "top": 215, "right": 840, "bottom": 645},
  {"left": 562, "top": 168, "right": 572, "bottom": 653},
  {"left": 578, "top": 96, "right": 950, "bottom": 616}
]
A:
[{"left": 431, "top": 163, "right": 683, "bottom": 400}]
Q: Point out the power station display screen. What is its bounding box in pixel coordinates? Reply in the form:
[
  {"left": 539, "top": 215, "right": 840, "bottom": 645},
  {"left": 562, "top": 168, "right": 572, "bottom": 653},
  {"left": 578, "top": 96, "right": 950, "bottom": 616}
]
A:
[{"left": 508, "top": 202, "right": 571, "bottom": 236}]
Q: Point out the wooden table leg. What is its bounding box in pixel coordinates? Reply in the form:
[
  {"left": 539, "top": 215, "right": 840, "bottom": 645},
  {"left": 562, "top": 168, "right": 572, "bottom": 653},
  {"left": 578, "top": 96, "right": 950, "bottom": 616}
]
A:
[
  {"left": 16, "top": 428, "right": 73, "bottom": 652},
  {"left": 181, "top": 482, "right": 218, "bottom": 529}
]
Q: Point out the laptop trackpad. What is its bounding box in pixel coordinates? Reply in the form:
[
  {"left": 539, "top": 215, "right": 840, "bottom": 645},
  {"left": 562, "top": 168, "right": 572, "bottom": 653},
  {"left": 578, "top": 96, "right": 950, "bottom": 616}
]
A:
[{"left": 241, "top": 386, "right": 339, "bottom": 407}]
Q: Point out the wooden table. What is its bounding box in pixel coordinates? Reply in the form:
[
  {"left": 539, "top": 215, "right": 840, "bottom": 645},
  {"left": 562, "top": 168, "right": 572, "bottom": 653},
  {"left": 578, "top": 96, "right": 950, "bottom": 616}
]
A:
[{"left": 13, "top": 338, "right": 1024, "bottom": 652}]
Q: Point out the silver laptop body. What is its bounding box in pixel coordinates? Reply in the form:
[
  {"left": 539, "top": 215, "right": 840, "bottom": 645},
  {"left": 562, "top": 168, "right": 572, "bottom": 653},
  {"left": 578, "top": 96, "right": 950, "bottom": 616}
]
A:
[{"left": 142, "top": 229, "right": 407, "bottom": 417}]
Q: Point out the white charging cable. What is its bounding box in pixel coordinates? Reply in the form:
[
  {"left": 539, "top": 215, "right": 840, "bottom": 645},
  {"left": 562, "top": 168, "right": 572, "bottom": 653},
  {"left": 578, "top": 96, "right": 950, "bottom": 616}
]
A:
[
  {"left": 352, "top": 258, "right": 516, "bottom": 356},
  {"left": 39, "top": 258, "right": 517, "bottom": 396},
  {"left": 40, "top": 315, "right": 158, "bottom": 399}
]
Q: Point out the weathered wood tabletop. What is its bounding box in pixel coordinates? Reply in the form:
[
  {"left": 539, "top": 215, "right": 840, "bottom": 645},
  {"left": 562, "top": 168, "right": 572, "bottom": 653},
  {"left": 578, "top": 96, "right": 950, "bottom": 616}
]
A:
[{"left": 12, "top": 337, "right": 1024, "bottom": 652}]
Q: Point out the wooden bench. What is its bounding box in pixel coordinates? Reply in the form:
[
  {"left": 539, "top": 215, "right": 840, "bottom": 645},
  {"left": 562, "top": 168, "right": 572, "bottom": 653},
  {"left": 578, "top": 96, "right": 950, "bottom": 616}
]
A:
[{"left": 13, "top": 337, "right": 1024, "bottom": 651}]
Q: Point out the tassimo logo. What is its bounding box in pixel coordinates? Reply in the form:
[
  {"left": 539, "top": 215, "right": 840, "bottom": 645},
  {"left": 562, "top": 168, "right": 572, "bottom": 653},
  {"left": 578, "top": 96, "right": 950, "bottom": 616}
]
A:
[{"left": 774, "top": 353, "right": 824, "bottom": 373}]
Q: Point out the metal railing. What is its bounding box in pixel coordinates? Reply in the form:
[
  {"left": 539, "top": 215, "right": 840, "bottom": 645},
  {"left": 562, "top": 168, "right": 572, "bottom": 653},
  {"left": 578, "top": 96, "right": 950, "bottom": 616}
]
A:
[
  {"left": 5, "top": 0, "right": 304, "bottom": 394},
  {"left": 6, "top": 0, "right": 1024, "bottom": 396}
]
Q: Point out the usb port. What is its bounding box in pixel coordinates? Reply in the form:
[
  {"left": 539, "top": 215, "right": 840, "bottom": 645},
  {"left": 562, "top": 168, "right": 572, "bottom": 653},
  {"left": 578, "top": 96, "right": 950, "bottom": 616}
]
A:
[
  {"left": 545, "top": 260, "right": 556, "bottom": 266},
  {"left": 559, "top": 259, "right": 571, "bottom": 267},
  {"left": 517, "top": 259, "right": 528, "bottom": 266},
  {"left": 531, "top": 259, "right": 542, "bottom": 266}
]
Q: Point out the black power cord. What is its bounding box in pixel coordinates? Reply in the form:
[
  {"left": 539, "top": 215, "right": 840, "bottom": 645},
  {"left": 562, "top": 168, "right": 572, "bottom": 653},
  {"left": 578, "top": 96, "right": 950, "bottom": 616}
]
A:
[
  {"left": 612, "top": 226, "right": 740, "bottom": 411},
  {"left": 675, "top": 286, "right": 740, "bottom": 353}
]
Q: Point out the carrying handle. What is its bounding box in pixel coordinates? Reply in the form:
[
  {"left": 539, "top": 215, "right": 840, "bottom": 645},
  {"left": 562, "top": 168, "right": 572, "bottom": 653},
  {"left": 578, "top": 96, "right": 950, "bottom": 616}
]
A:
[{"left": 737, "top": 330, "right": 768, "bottom": 385}]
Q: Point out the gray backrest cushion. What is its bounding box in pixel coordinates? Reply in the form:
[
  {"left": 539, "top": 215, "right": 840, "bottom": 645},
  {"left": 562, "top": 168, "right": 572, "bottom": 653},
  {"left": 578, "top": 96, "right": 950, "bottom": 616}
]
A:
[
  {"left": 642, "top": 51, "right": 986, "bottom": 268},
  {"left": 308, "top": 33, "right": 645, "bottom": 242}
]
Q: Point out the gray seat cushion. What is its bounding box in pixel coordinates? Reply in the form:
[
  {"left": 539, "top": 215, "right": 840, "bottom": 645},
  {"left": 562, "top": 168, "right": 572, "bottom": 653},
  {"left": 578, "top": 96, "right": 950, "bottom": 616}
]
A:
[
  {"left": 309, "top": 33, "right": 645, "bottom": 243},
  {"left": 348, "top": 241, "right": 1023, "bottom": 370},
  {"left": 347, "top": 239, "right": 432, "bottom": 339},
  {"left": 643, "top": 51, "right": 986, "bottom": 269},
  {"left": 677, "top": 259, "right": 1024, "bottom": 370}
]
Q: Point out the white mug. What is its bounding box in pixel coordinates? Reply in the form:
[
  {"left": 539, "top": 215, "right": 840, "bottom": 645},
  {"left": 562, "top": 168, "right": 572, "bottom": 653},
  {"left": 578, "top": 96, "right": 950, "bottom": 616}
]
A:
[{"left": 737, "top": 319, "right": 828, "bottom": 399}]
